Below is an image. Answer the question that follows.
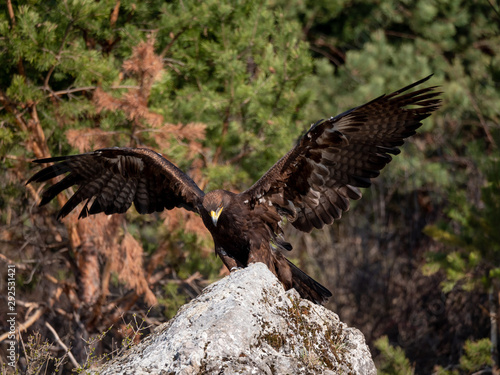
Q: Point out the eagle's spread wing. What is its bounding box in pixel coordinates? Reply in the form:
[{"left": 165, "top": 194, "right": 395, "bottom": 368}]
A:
[
  {"left": 243, "top": 75, "right": 441, "bottom": 232},
  {"left": 28, "top": 147, "right": 204, "bottom": 219}
]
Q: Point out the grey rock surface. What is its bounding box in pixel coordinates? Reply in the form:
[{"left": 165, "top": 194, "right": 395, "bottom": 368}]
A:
[{"left": 94, "top": 263, "right": 376, "bottom": 375}]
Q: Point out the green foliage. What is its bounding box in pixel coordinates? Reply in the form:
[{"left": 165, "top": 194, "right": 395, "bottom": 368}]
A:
[
  {"left": 1, "top": 1, "right": 314, "bottom": 371},
  {"left": 178, "top": 246, "right": 221, "bottom": 282},
  {"left": 423, "top": 134, "right": 499, "bottom": 370},
  {"left": 460, "top": 338, "right": 494, "bottom": 373},
  {"left": 2, "top": 0, "right": 499, "bottom": 373},
  {"left": 377, "top": 332, "right": 494, "bottom": 375},
  {"left": 424, "top": 139, "right": 500, "bottom": 293},
  {"left": 375, "top": 336, "right": 414, "bottom": 375},
  {"left": 23, "top": 332, "right": 55, "bottom": 375},
  {"left": 149, "top": 0, "right": 314, "bottom": 187},
  {"left": 1, "top": 0, "right": 313, "bottom": 311},
  {"left": 434, "top": 338, "right": 493, "bottom": 375},
  {"left": 279, "top": 0, "right": 499, "bottom": 200},
  {"left": 433, "top": 366, "right": 459, "bottom": 375},
  {"left": 160, "top": 281, "right": 188, "bottom": 320},
  {"left": 2, "top": 0, "right": 313, "bottom": 175}
]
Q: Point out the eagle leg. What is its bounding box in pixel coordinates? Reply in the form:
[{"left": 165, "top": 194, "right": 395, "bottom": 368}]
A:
[{"left": 215, "top": 246, "right": 245, "bottom": 272}]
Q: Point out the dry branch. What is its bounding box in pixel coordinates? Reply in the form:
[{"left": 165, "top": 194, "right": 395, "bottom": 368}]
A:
[
  {"left": 0, "top": 306, "right": 45, "bottom": 343},
  {"left": 45, "top": 322, "right": 80, "bottom": 369}
]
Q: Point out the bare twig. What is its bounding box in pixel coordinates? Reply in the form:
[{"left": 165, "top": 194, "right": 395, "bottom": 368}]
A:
[
  {"left": 0, "top": 307, "right": 45, "bottom": 342},
  {"left": 471, "top": 368, "right": 495, "bottom": 375},
  {"left": 44, "top": 21, "right": 74, "bottom": 89},
  {"left": 467, "top": 90, "right": 497, "bottom": 148},
  {"left": 486, "top": 0, "right": 500, "bottom": 20},
  {"left": 385, "top": 30, "right": 417, "bottom": 40},
  {"left": 45, "top": 84, "right": 139, "bottom": 99},
  {"left": 0, "top": 253, "right": 15, "bottom": 265},
  {"left": 18, "top": 307, "right": 45, "bottom": 333},
  {"left": 110, "top": 0, "right": 121, "bottom": 27},
  {"left": 0, "top": 89, "right": 28, "bottom": 132},
  {"left": 160, "top": 27, "right": 187, "bottom": 58},
  {"left": 226, "top": 146, "right": 253, "bottom": 165},
  {"left": 212, "top": 106, "right": 231, "bottom": 165},
  {"left": 163, "top": 57, "right": 186, "bottom": 66},
  {"left": 6, "top": 0, "right": 25, "bottom": 76},
  {"left": 18, "top": 328, "right": 29, "bottom": 369},
  {"left": 309, "top": 44, "right": 344, "bottom": 68},
  {"left": 6, "top": 0, "right": 15, "bottom": 26},
  {"left": 45, "top": 322, "right": 80, "bottom": 369}
]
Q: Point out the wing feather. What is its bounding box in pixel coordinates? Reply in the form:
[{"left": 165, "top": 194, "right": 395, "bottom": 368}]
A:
[
  {"left": 27, "top": 147, "right": 204, "bottom": 220},
  {"left": 243, "top": 75, "right": 441, "bottom": 232}
]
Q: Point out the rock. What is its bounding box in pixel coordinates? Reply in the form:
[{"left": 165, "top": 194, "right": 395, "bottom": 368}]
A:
[{"left": 94, "top": 263, "right": 376, "bottom": 375}]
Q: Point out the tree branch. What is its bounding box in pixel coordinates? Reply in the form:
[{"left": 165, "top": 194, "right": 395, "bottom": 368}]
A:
[
  {"left": 6, "top": 0, "right": 25, "bottom": 76},
  {"left": 160, "top": 27, "right": 187, "bottom": 58},
  {"left": 110, "top": 0, "right": 121, "bottom": 27},
  {"left": 6, "top": 0, "right": 15, "bottom": 26},
  {"left": 44, "top": 21, "right": 74, "bottom": 90},
  {"left": 45, "top": 85, "right": 139, "bottom": 99},
  {"left": 45, "top": 322, "right": 80, "bottom": 369},
  {"left": 0, "top": 307, "right": 45, "bottom": 342}
]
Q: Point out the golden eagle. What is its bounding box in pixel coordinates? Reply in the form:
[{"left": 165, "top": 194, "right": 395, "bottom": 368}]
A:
[{"left": 28, "top": 76, "right": 440, "bottom": 303}]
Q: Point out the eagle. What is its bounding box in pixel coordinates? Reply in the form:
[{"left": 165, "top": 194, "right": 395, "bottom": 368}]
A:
[{"left": 28, "top": 76, "right": 440, "bottom": 304}]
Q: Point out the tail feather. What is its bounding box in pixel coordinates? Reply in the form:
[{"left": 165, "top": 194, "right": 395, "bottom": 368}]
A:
[{"left": 287, "top": 259, "right": 332, "bottom": 304}]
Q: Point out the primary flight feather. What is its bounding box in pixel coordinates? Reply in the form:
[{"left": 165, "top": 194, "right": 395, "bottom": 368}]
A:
[{"left": 28, "top": 75, "right": 441, "bottom": 303}]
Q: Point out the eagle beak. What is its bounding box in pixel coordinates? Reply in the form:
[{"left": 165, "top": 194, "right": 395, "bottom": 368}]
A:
[{"left": 210, "top": 206, "right": 223, "bottom": 227}]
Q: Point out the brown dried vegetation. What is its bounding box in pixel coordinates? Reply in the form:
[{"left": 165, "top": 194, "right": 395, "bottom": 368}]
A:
[{"left": 0, "top": 38, "right": 212, "bottom": 372}]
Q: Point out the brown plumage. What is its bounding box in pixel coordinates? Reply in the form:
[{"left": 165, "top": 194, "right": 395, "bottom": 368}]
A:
[{"left": 27, "top": 76, "right": 441, "bottom": 304}]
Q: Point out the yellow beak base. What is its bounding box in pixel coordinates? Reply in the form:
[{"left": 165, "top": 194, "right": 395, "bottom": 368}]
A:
[{"left": 210, "top": 206, "right": 223, "bottom": 226}]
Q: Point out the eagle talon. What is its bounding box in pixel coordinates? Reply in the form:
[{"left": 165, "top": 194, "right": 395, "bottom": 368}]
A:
[{"left": 230, "top": 267, "right": 242, "bottom": 272}]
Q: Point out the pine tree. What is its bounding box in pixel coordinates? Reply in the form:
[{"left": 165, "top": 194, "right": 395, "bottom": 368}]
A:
[
  {"left": 1, "top": 0, "right": 312, "bottom": 370},
  {"left": 1, "top": 0, "right": 499, "bottom": 372},
  {"left": 424, "top": 138, "right": 500, "bottom": 370}
]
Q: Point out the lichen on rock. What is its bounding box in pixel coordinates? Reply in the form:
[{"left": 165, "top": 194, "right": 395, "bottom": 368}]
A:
[{"left": 93, "top": 263, "right": 376, "bottom": 375}]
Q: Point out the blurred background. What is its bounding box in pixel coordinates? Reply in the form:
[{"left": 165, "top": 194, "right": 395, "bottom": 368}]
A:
[{"left": 0, "top": 0, "right": 499, "bottom": 373}]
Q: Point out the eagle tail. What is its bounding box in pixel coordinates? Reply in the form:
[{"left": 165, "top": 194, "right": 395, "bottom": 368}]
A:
[{"left": 287, "top": 259, "right": 332, "bottom": 304}]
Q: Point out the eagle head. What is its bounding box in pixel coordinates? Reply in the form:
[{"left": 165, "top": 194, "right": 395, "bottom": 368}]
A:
[{"left": 203, "top": 190, "right": 233, "bottom": 227}]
